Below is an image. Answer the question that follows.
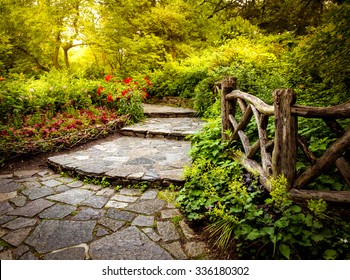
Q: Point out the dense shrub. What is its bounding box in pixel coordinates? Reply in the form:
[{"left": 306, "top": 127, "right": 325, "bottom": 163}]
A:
[
  {"left": 0, "top": 71, "right": 150, "bottom": 164},
  {"left": 148, "top": 35, "right": 291, "bottom": 117},
  {"left": 178, "top": 119, "right": 350, "bottom": 259}
]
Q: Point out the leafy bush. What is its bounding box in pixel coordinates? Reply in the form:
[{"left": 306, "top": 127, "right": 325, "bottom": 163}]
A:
[
  {"left": 148, "top": 34, "right": 291, "bottom": 118},
  {"left": 0, "top": 71, "right": 150, "bottom": 163},
  {"left": 178, "top": 119, "right": 350, "bottom": 259}
]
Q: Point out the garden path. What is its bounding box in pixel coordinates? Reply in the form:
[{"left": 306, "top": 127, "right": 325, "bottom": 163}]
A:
[{"left": 0, "top": 104, "right": 211, "bottom": 260}]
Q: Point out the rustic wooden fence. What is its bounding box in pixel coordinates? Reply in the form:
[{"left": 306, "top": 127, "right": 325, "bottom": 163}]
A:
[{"left": 219, "top": 76, "right": 350, "bottom": 203}]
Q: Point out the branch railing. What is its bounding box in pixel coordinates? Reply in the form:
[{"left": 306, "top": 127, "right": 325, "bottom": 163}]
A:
[{"left": 220, "top": 76, "right": 350, "bottom": 203}]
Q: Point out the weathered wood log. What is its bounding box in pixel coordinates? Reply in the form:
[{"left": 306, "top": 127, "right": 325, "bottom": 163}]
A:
[
  {"left": 297, "top": 134, "right": 350, "bottom": 187},
  {"left": 322, "top": 118, "right": 350, "bottom": 186},
  {"left": 297, "top": 135, "right": 318, "bottom": 164},
  {"left": 247, "top": 140, "right": 260, "bottom": 159},
  {"left": 289, "top": 189, "right": 350, "bottom": 203},
  {"left": 226, "top": 90, "right": 274, "bottom": 116},
  {"left": 252, "top": 105, "right": 272, "bottom": 175},
  {"left": 272, "top": 89, "right": 297, "bottom": 189},
  {"left": 291, "top": 101, "right": 350, "bottom": 118},
  {"left": 238, "top": 131, "right": 251, "bottom": 155},
  {"left": 231, "top": 105, "right": 253, "bottom": 141},
  {"left": 237, "top": 98, "right": 247, "bottom": 113},
  {"left": 294, "top": 126, "right": 350, "bottom": 189},
  {"left": 228, "top": 114, "right": 238, "bottom": 129},
  {"left": 221, "top": 77, "right": 237, "bottom": 140},
  {"left": 323, "top": 118, "right": 346, "bottom": 136},
  {"left": 232, "top": 152, "right": 272, "bottom": 192},
  {"left": 247, "top": 140, "right": 274, "bottom": 159},
  {"left": 335, "top": 158, "right": 350, "bottom": 187}
]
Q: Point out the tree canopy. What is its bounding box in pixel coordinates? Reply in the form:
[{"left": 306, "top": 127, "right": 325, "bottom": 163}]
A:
[{"left": 0, "top": 0, "right": 349, "bottom": 93}]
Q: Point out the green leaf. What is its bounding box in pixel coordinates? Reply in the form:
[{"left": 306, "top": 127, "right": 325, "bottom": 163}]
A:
[
  {"left": 289, "top": 205, "right": 302, "bottom": 213},
  {"left": 323, "top": 249, "right": 338, "bottom": 260},
  {"left": 311, "top": 234, "right": 325, "bottom": 242},
  {"left": 246, "top": 229, "right": 260, "bottom": 240},
  {"left": 261, "top": 227, "right": 274, "bottom": 236},
  {"left": 240, "top": 224, "right": 252, "bottom": 235},
  {"left": 230, "top": 206, "right": 243, "bottom": 213},
  {"left": 279, "top": 243, "right": 291, "bottom": 259}
]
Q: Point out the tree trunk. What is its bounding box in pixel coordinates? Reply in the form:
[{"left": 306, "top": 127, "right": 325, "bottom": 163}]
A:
[{"left": 53, "top": 33, "right": 62, "bottom": 70}]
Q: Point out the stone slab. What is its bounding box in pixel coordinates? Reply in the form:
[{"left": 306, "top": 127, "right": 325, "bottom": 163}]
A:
[
  {"left": 163, "top": 242, "right": 188, "bottom": 259},
  {"left": 10, "top": 196, "right": 26, "bottom": 207},
  {"left": 22, "top": 187, "right": 55, "bottom": 200},
  {"left": 121, "top": 117, "right": 204, "bottom": 138},
  {"left": 89, "top": 226, "right": 173, "bottom": 260},
  {"left": 8, "top": 199, "right": 54, "bottom": 217},
  {"left": 3, "top": 227, "right": 33, "bottom": 247},
  {"left": 184, "top": 242, "right": 208, "bottom": 258},
  {"left": 161, "top": 209, "right": 182, "bottom": 219},
  {"left": 142, "top": 104, "right": 197, "bottom": 117},
  {"left": 0, "top": 180, "right": 22, "bottom": 193},
  {"left": 141, "top": 189, "right": 159, "bottom": 200},
  {"left": 0, "top": 201, "right": 14, "bottom": 216},
  {"left": 73, "top": 208, "right": 105, "bottom": 220},
  {"left": 39, "top": 204, "right": 76, "bottom": 219},
  {"left": 3, "top": 217, "right": 37, "bottom": 230},
  {"left": 131, "top": 215, "right": 154, "bottom": 227},
  {"left": 47, "top": 189, "right": 93, "bottom": 205},
  {"left": 142, "top": 228, "right": 161, "bottom": 242},
  {"left": 157, "top": 221, "right": 180, "bottom": 242},
  {"left": 110, "top": 194, "right": 138, "bottom": 203},
  {"left": 41, "top": 179, "right": 63, "bottom": 188},
  {"left": 120, "top": 188, "right": 143, "bottom": 196},
  {"left": 106, "top": 209, "right": 136, "bottom": 222},
  {"left": 81, "top": 196, "right": 109, "bottom": 209},
  {"left": 44, "top": 247, "right": 86, "bottom": 260},
  {"left": 0, "top": 191, "right": 17, "bottom": 202},
  {"left": 48, "top": 137, "right": 192, "bottom": 186},
  {"left": 25, "top": 220, "right": 96, "bottom": 254},
  {"left": 126, "top": 199, "right": 165, "bottom": 215},
  {"left": 98, "top": 217, "right": 125, "bottom": 232}
]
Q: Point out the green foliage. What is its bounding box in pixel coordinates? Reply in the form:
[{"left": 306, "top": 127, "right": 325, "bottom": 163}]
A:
[
  {"left": 0, "top": 71, "right": 146, "bottom": 124},
  {"left": 178, "top": 120, "right": 350, "bottom": 259},
  {"left": 149, "top": 34, "right": 291, "bottom": 118},
  {"left": 266, "top": 175, "right": 292, "bottom": 209},
  {"left": 0, "top": 71, "right": 147, "bottom": 161},
  {"left": 289, "top": 4, "right": 350, "bottom": 106},
  {"left": 83, "top": 176, "right": 111, "bottom": 188}
]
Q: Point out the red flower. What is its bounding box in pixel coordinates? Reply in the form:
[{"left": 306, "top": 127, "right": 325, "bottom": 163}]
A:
[
  {"left": 144, "top": 76, "right": 151, "bottom": 86},
  {"left": 105, "top": 75, "right": 113, "bottom": 82},
  {"left": 107, "top": 94, "right": 114, "bottom": 102},
  {"left": 97, "top": 86, "right": 104, "bottom": 96},
  {"left": 123, "top": 77, "right": 133, "bottom": 84},
  {"left": 122, "top": 89, "right": 129, "bottom": 96}
]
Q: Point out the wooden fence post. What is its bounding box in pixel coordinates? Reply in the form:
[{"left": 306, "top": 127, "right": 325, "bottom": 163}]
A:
[
  {"left": 221, "top": 76, "right": 237, "bottom": 140},
  {"left": 272, "top": 89, "right": 297, "bottom": 189}
]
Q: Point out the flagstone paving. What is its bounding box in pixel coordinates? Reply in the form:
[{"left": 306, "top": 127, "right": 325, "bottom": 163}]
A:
[
  {"left": 0, "top": 104, "right": 212, "bottom": 260},
  {"left": 0, "top": 170, "right": 211, "bottom": 260},
  {"left": 48, "top": 137, "right": 191, "bottom": 186},
  {"left": 143, "top": 103, "right": 197, "bottom": 118},
  {"left": 47, "top": 104, "right": 206, "bottom": 186}
]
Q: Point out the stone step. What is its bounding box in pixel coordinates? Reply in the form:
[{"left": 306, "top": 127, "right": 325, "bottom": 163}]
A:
[
  {"left": 143, "top": 103, "right": 197, "bottom": 118},
  {"left": 48, "top": 136, "right": 191, "bottom": 187},
  {"left": 121, "top": 117, "right": 205, "bottom": 140}
]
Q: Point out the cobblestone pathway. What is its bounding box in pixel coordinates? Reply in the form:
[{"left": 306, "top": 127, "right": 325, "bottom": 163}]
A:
[{"left": 0, "top": 104, "right": 210, "bottom": 260}]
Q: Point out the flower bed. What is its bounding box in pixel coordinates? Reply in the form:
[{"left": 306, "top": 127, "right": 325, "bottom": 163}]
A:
[
  {"left": 0, "top": 73, "right": 152, "bottom": 165},
  {"left": 0, "top": 107, "right": 129, "bottom": 163}
]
